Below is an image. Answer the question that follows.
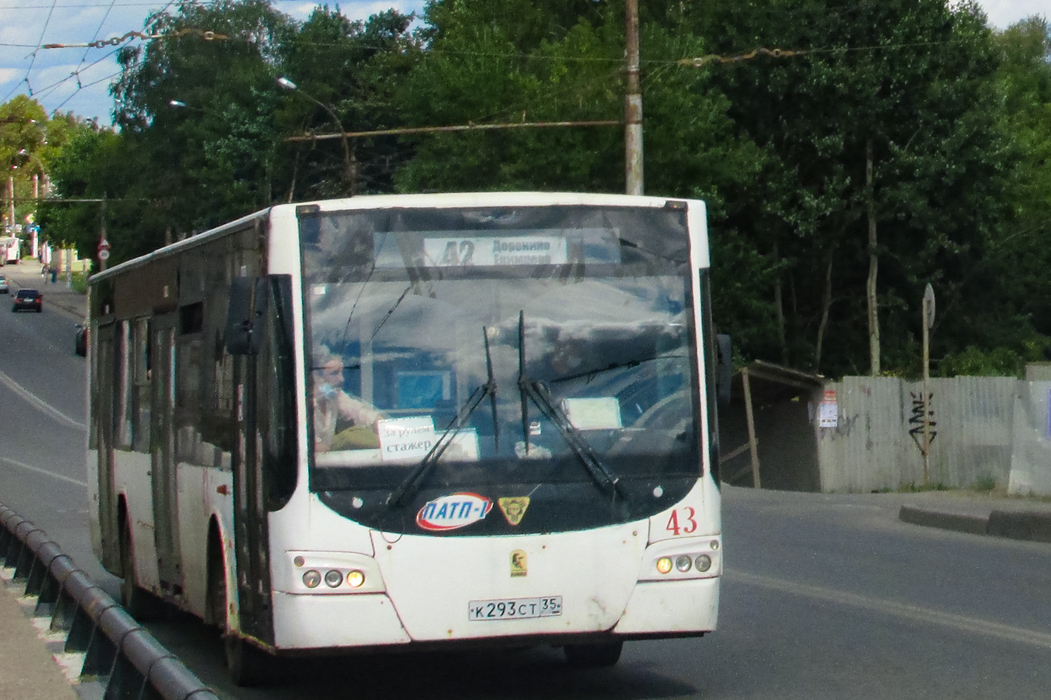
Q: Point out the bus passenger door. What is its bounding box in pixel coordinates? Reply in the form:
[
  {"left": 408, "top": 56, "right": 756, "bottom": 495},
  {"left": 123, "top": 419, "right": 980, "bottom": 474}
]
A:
[
  {"left": 95, "top": 323, "right": 120, "bottom": 574},
  {"left": 230, "top": 277, "right": 274, "bottom": 645},
  {"left": 151, "top": 315, "right": 182, "bottom": 593}
]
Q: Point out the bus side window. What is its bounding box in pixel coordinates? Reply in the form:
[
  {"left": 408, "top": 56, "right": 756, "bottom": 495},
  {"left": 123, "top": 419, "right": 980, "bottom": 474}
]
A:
[
  {"left": 132, "top": 318, "right": 151, "bottom": 453},
  {"left": 264, "top": 276, "right": 297, "bottom": 510}
]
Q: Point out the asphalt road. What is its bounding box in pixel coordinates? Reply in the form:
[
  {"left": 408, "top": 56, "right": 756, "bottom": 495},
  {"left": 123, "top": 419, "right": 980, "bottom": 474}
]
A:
[{"left": 1, "top": 293, "right": 1049, "bottom": 699}]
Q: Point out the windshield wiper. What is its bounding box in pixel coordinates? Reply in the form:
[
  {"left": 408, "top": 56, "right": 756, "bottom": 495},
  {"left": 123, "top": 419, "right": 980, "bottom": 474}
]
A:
[
  {"left": 389, "top": 327, "right": 498, "bottom": 508},
  {"left": 516, "top": 311, "right": 626, "bottom": 501}
]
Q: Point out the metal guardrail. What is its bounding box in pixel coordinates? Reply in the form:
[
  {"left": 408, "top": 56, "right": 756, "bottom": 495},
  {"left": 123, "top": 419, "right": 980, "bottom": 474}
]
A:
[{"left": 0, "top": 503, "right": 220, "bottom": 700}]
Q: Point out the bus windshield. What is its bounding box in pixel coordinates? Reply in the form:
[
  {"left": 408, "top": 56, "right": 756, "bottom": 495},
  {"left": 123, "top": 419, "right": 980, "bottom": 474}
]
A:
[{"left": 300, "top": 205, "right": 701, "bottom": 498}]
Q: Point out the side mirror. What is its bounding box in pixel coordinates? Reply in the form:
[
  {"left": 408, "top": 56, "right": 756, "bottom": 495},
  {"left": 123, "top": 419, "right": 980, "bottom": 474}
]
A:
[
  {"left": 716, "top": 334, "right": 732, "bottom": 407},
  {"left": 225, "top": 277, "right": 267, "bottom": 356}
]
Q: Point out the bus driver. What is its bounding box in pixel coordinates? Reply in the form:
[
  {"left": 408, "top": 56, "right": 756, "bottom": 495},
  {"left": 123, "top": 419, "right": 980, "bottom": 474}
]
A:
[{"left": 312, "top": 348, "right": 385, "bottom": 452}]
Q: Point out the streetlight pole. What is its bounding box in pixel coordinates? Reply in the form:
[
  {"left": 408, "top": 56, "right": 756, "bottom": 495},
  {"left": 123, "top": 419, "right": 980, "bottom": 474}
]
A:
[{"left": 276, "top": 77, "right": 356, "bottom": 196}]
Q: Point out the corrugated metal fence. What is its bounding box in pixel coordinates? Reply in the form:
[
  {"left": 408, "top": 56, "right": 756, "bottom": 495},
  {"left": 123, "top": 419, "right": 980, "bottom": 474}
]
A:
[
  {"left": 1008, "top": 380, "right": 1051, "bottom": 496},
  {"left": 808, "top": 376, "right": 1051, "bottom": 495}
]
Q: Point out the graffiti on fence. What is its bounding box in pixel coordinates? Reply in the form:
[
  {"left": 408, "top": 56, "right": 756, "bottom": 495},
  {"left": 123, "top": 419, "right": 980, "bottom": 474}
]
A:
[{"left": 908, "top": 391, "right": 937, "bottom": 454}]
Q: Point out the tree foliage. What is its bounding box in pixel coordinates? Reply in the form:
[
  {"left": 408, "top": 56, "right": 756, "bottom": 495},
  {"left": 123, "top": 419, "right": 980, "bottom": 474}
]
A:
[{"left": 1, "top": 96, "right": 82, "bottom": 238}]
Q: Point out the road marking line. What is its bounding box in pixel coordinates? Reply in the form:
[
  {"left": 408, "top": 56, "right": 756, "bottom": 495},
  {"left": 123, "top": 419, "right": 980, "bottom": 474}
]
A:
[
  {"left": 0, "top": 456, "right": 87, "bottom": 488},
  {"left": 728, "top": 570, "right": 1051, "bottom": 650},
  {"left": 0, "top": 368, "right": 85, "bottom": 430}
]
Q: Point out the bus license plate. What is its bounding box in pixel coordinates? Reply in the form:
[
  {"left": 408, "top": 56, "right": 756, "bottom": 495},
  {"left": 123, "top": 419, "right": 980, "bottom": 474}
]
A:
[{"left": 468, "top": 596, "right": 563, "bottom": 621}]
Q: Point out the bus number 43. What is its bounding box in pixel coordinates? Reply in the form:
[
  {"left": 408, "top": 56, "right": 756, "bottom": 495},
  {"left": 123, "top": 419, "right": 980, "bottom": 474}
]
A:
[{"left": 665, "top": 507, "right": 698, "bottom": 536}]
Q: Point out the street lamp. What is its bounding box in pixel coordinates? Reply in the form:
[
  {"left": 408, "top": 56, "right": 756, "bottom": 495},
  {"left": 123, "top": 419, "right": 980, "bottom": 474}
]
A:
[{"left": 276, "top": 76, "right": 356, "bottom": 196}]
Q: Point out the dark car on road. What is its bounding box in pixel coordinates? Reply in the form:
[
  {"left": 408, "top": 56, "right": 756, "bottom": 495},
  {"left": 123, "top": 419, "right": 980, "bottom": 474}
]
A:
[
  {"left": 75, "top": 323, "right": 88, "bottom": 356},
  {"left": 12, "top": 288, "right": 42, "bottom": 312},
  {"left": 0, "top": 274, "right": 8, "bottom": 294}
]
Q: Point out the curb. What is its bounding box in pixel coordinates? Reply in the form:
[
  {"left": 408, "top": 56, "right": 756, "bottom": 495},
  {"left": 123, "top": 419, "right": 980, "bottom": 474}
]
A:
[
  {"left": 899, "top": 504, "right": 1051, "bottom": 543},
  {"left": 987, "top": 511, "right": 1051, "bottom": 543}
]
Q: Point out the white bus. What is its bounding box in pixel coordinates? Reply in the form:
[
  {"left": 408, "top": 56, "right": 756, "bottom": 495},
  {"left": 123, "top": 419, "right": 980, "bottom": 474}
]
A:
[
  {"left": 0, "top": 236, "right": 19, "bottom": 264},
  {"left": 86, "top": 192, "right": 727, "bottom": 685}
]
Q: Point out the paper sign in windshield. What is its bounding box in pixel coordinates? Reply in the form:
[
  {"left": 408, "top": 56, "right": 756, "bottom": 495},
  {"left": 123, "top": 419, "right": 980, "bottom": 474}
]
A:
[
  {"left": 562, "top": 397, "right": 623, "bottom": 430},
  {"left": 378, "top": 416, "right": 436, "bottom": 463},
  {"left": 424, "top": 236, "right": 569, "bottom": 267},
  {"left": 417, "top": 493, "right": 493, "bottom": 531}
]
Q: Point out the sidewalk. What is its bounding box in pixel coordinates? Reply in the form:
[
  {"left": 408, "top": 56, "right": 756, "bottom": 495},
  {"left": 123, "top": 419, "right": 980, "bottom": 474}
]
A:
[
  {"left": 1, "top": 262, "right": 89, "bottom": 698},
  {"left": 0, "top": 579, "right": 79, "bottom": 700},
  {"left": 897, "top": 490, "right": 1051, "bottom": 543},
  {"left": 1, "top": 262, "right": 87, "bottom": 320}
]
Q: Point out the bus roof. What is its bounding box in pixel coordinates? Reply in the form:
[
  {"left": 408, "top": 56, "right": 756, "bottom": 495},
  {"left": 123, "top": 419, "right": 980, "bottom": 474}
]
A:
[{"left": 89, "top": 192, "right": 705, "bottom": 284}]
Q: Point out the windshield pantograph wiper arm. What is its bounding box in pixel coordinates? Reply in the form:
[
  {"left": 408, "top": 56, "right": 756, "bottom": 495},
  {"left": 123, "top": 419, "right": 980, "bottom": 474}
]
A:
[
  {"left": 516, "top": 311, "right": 626, "bottom": 501},
  {"left": 389, "top": 327, "right": 498, "bottom": 508}
]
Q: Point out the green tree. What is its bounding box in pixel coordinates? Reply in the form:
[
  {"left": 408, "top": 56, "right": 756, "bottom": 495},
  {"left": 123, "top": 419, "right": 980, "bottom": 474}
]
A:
[
  {"left": 111, "top": 0, "right": 294, "bottom": 238},
  {"left": 988, "top": 17, "right": 1051, "bottom": 345},
  {"left": 1, "top": 97, "right": 82, "bottom": 255},
  {"left": 37, "top": 126, "right": 134, "bottom": 264},
  {"left": 695, "top": 0, "right": 1016, "bottom": 378},
  {"left": 396, "top": 1, "right": 759, "bottom": 198},
  {"left": 275, "top": 6, "right": 418, "bottom": 199}
]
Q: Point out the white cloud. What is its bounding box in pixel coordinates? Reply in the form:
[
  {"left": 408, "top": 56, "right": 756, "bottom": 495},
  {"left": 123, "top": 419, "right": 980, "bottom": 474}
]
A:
[{"left": 979, "top": 0, "right": 1049, "bottom": 29}]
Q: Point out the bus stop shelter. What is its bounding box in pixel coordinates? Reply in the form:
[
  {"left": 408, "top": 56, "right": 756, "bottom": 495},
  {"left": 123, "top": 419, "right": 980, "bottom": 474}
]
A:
[{"left": 718, "top": 360, "right": 825, "bottom": 491}]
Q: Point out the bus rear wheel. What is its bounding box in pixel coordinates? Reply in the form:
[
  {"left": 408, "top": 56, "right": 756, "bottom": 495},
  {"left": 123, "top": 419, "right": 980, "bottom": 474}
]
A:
[{"left": 564, "top": 640, "right": 623, "bottom": 668}]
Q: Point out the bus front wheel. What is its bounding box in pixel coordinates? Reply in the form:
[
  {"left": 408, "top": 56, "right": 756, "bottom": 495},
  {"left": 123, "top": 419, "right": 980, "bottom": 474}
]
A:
[
  {"left": 564, "top": 640, "right": 623, "bottom": 668},
  {"left": 119, "top": 519, "right": 158, "bottom": 620},
  {"left": 210, "top": 546, "right": 267, "bottom": 686},
  {"left": 225, "top": 636, "right": 267, "bottom": 687}
]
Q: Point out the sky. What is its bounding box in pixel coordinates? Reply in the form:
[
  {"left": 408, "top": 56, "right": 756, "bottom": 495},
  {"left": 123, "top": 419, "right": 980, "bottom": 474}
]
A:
[{"left": 0, "top": 0, "right": 1047, "bottom": 126}]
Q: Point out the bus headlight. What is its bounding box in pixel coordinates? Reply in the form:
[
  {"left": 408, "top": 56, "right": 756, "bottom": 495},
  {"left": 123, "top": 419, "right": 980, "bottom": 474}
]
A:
[
  {"left": 287, "top": 551, "right": 386, "bottom": 594},
  {"left": 641, "top": 538, "right": 721, "bottom": 581}
]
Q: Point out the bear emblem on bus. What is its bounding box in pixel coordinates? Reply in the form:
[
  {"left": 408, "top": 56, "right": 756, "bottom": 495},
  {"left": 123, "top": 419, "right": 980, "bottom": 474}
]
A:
[
  {"left": 498, "top": 496, "right": 530, "bottom": 526},
  {"left": 416, "top": 493, "right": 493, "bottom": 531}
]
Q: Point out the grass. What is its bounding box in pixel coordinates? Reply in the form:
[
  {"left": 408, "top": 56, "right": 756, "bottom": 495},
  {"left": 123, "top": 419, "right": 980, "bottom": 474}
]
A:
[
  {"left": 897, "top": 482, "right": 952, "bottom": 493},
  {"left": 972, "top": 473, "right": 998, "bottom": 493},
  {"left": 70, "top": 272, "right": 88, "bottom": 294}
]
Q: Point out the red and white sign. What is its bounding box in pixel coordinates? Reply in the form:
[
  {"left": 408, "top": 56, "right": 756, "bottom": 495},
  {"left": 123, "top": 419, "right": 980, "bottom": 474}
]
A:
[
  {"left": 818, "top": 389, "right": 838, "bottom": 428},
  {"left": 416, "top": 493, "right": 492, "bottom": 531}
]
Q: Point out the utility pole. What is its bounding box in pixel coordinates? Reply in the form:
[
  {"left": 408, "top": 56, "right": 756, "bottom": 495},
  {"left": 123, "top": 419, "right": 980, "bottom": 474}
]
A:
[
  {"left": 7, "top": 174, "right": 14, "bottom": 234},
  {"left": 624, "top": 0, "right": 643, "bottom": 196},
  {"left": 98, "top": 196, "right": 109, "bottom": 272}
]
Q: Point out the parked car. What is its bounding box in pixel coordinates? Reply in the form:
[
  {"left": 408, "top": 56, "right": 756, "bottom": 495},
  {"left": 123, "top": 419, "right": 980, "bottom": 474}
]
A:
[
  {"left": 0, "top": 274, "right": 8, "bottom": 293},
  {"left": 75, "top": 323, "right": 88, "bottom": 356},
  {"left": 12, "top": 288, "right": 42, "bottom": 312}
]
